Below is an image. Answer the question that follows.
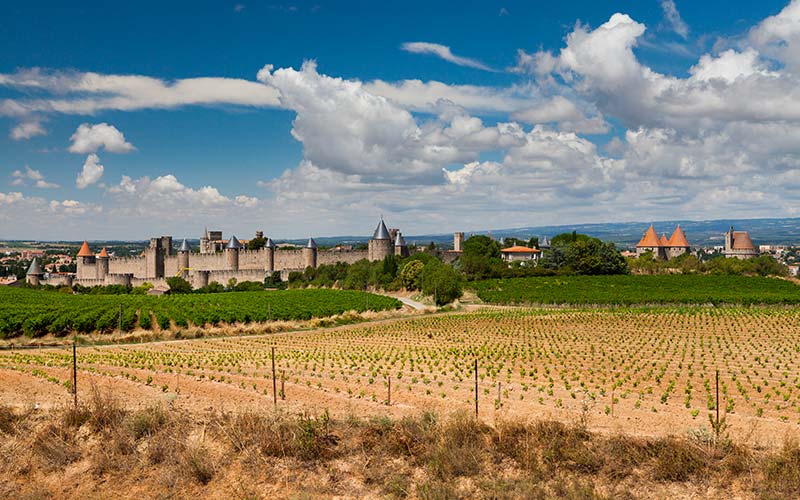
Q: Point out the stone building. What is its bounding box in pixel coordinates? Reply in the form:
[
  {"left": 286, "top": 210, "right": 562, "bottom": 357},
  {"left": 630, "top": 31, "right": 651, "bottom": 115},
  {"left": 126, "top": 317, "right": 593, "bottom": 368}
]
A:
[
  {"left": 37, "top": 218, "right": 410, "bottom": 290},
  {"left": 723, "top": 227, "right": 759, "bottom": 259},
  {"left": 635, "top": 225, "right": 691, "bottom": 260}
]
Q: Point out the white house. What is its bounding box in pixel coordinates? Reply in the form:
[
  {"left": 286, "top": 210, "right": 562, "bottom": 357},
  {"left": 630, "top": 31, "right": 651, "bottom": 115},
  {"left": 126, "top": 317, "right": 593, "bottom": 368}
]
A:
[{"left": 500, "top": 245, "right": 541, "bottom": 263}]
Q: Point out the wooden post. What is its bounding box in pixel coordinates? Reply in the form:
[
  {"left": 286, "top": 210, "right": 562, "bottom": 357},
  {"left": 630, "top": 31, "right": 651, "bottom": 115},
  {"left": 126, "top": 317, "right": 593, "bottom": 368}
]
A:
[
  {"left": 281, "top": 371, "right": 285, "bottom": 400},
  {"left": 271, "top": 347, "right": 277, "bottom": 407},
  {"left": 387, "top": 376, "right": 391, "bottom": 405},
  {"left": 72, "top": 341, "right": 77, "bottom": 408},
  {"left": 497, "top": 381, "right": 501, "bottom": 406},
  {"left": 474, "top": 359, "right": 478, "bottom": 418},
  {"left": 715, "top": 369, "right": 720, "bottom": 435}
]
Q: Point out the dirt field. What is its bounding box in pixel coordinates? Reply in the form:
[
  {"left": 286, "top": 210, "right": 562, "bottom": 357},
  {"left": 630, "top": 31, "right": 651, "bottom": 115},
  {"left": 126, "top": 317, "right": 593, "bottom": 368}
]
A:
[{"left": 2, "top": 307, "right": 800, "bottom": 449}]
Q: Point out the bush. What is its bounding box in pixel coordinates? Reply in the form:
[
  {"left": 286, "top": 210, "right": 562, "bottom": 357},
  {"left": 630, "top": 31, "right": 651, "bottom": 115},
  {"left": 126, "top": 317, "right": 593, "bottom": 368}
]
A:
[{"left": 166, "top": 276, "right": 192, "bottom": 294}]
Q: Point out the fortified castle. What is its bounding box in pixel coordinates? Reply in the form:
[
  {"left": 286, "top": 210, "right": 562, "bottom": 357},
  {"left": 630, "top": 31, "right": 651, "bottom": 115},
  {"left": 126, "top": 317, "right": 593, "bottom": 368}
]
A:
[{"left": 28, "top": 219, "right": 409, "bottom": 289}]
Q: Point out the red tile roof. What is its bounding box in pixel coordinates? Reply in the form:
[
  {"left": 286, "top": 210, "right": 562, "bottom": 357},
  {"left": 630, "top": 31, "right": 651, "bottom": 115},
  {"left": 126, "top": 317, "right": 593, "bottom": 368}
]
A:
[
  {"left": 76, "top": 241, "right": 93, "bottom": 257},
  {"left": 636, "top": 226, "right": 661, "bottom": 248},
  {"left": 501, "top": 245, "right": 541, "bottom": 253}
]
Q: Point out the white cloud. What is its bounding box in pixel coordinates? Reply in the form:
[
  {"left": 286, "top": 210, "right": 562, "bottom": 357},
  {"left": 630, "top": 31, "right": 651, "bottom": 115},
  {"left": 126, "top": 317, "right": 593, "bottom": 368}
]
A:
[
  {"left": 49, "top": 199, "right": 101, "bottom": 215},
  {"left": 69, "top": 123, "right": 135, "bottom": 154},
  {"left": 0, "top": 68, "right": 281, "bottom": 118},
  {"left": 0, "top": 192, "right": 24, "bottom": 205},
  {"left": 511, "top": 96, "right": 609, "bottom": 133},
  {"left": 257, "top": 61, "right": 520, "bottom": 183},
  {"left": 10, "top": 120, "right": 46, "bottom": 140},
  {"left": 76, "top": 154, "right": 104, "bottom": 189},
  {"left": 401, "top": 42, "right": 495, "bottom": 71},
  {"left": 660, "top": 0, "right": 689, "bottom": 39},
  {"left": 11, "top": 166, "right": 59, "bottom": 189}
]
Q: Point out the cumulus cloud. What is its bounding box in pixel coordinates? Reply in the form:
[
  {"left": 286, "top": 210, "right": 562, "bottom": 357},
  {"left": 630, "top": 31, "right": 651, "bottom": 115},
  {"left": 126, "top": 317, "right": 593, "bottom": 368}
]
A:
[
  {"left": 11, "top": 166, "right": 59, "bottom": 188},
  {"left": 69, "top": 123, "right": 135, "bottom": 154},
  {"left": 511, "top": 96, "right": 609, "bottom": 133},
  {"left": 401, "top": 42, "right": 495, "bottom": 71},
  {"left": 76, "top": 154, "right": 104, "bottom": 188},
  {"left": 660, "top": 0, "right": 689, "bottom": 39},
  {"left": 10, "top": 120, "right": 46, "bottom": 140},
  {"left": 257, "top": 61, "right": 522, "bottom": 183}
]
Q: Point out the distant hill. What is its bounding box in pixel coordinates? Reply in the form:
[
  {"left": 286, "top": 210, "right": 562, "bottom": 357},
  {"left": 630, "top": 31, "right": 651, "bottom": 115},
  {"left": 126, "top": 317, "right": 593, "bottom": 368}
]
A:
[{"left": 4, "top": 217, "right": 800, "bottom": 250}]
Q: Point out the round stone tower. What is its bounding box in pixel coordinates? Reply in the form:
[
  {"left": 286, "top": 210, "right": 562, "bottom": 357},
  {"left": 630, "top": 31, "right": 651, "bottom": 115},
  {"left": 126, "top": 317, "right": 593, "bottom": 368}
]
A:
[
  {"left": 394, "top": 232, "right": 409, "bottom": 257},
  {"left": 304, "top": 237, "right": 317, "bottom": 269},
  {"left": 26, "top": 258, "right": 44, "bottom": 286},
  {"left": 265, "top": 237, "right": 276, "bottom": 272},
  {"left": 97, "top": 247, "right": 110, "bottom": 279},
  {"left": 76, "top": 240, "right": 96, "bottom": 280},
  {"left": 225, "top": 235, "right": 241, "bottom": 271},
  {"left": 368, "top": 219, "right": 393, "bottom": 261},
  {"left": 178, "top": 238, "right": 191, "bottom": 278}
]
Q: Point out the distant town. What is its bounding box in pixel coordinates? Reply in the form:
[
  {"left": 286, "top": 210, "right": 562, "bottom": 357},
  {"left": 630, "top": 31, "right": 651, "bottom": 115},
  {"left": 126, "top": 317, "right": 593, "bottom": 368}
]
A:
[{"left": 3, "top": 217, "right": 800, "bottom": 289}]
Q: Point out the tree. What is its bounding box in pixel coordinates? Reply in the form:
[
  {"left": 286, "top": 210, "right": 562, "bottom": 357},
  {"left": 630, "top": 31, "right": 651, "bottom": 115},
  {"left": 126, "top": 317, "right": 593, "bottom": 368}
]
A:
[
  {"left": 166, "top": 276, "right": 193, "bottom": 294},
  {"left": 461, "top": 235, "right": 503, "bottom": 279},
  {"left": 421, "top": 263, "right": 463, "bottom": 306},
  {"left": 343, "top": 259, "right": 371, "bottom": 290},
  {"left": 246, "top": 237, "right": 266, "bottom": 250},
  {"left": 400, "top": 260, "right": 424, "bottom": 290}
]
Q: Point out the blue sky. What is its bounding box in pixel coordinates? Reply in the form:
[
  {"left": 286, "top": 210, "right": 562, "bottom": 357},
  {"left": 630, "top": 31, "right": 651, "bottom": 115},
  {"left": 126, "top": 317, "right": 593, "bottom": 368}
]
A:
[{"left": 1, "top": 1, "right": 799, "bottom": 239}]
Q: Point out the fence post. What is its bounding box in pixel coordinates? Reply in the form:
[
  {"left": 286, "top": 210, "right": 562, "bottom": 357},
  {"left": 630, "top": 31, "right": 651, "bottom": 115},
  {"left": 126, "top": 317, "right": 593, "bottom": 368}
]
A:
[
  {"left": 271, "top": 346, "right": 277, "bottom": 407},
  {"left": 387, "top": 376, "right": 391, "bottom": 405},
  {"left": 474, "top": 359, "right": 478, "bottom": 418},
  {"left": 72, "top": 341, "right": 77, "bottom": 408},
  {"left": 715, "top": 369, "right": 720, "bottom": 437},
  {"left": 281, "top": 371, "right": 285, "bottom": 400}
]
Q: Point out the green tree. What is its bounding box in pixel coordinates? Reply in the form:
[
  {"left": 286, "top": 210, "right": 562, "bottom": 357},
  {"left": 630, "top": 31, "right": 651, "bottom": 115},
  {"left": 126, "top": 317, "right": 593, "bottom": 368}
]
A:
[
  {"left": 246, "top": 237, "right": 267, "bottom": 250},
  {"left": 400, "top": 260, "right": 424, "bottom": 290},
  {"left": 421, "top": 263, "right": 463, "bottom": 306},
  {"left": 461, "top": 235, "right": 503, "bottom": 279},
  {"left": 166, "top": 276, "right": 193, "bottom": 294}
]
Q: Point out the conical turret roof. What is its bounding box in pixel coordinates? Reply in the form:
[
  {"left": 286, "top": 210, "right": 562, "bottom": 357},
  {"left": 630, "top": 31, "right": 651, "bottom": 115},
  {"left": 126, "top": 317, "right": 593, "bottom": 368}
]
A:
[
  {"left": 98, "top": 247, "right": 109, "bottom": 258},
  {"left": 265, "top": 237, "right": 276, "bottom": 249},
  {"left": 539, "top": 236, "right": 550, "bottom": 248},
  {"left": 306, "top": 237, "right": 317, "bottom": 249},
  {"left": 77, "top": 241, "right": 93, "bottom": 257},
  {"left": 667, "top": 225, "right": 690, "bottom": 248},
  {"left": 373, "top": 219, "right": 390, "bottom": 240},
  {"left": 26, "top": 258, "right": 43, "bottom": 276},
  {"left": 394, "top": 232, "right": 407, "bottom": 247},
  {"left": 179, "top": 238, "right": 191, "bottom": 252},
  {"left": 659, "top": 234, "right": 669, "bottom": 246},
  {"left": 226, "top": 235, "right": 241, "bottom": 250},
  {"left": 636, "top": 226, "right": 661, "bottom": 248}
]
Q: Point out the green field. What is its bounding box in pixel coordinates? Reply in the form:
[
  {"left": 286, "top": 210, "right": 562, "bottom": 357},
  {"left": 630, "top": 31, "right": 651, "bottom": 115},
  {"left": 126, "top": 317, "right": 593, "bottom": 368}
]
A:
[
  {"left": 471, "top": 275, "right": 800, "bottom": 305},
  {"left": 0, "top": 288, "right": 401, "bottom": 339}
]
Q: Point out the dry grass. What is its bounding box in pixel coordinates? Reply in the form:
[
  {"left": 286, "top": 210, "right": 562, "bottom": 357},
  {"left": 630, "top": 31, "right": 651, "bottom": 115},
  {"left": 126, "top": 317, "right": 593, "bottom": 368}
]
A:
[{"left": 1, "top": 390, "right": 800, "bottom": 499}]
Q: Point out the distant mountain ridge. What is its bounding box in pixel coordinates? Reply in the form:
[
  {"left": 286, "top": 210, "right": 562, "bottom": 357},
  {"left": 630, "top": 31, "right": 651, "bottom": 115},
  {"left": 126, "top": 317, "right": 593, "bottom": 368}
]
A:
[{"left": 5, "top": 217, "right": 800, "bottom": 249}]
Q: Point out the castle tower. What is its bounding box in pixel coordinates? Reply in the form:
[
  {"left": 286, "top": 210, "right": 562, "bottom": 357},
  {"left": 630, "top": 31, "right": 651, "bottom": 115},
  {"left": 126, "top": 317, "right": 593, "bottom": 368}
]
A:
[
  {"left": 304, "top": 237, "right": 318, "bottom": 268},
  {"left": 178, "top": 238, "right": 191, "bottom": 279},
  {"left": 265, "top": 237, "right": 276, "bottom": 272},
  {"left": 666, "top": 225, "right": 690, "bottom": 259},
  {"left": 96, "top": 247, "right": 110, "bottom": 279},
  {"left": 200, "top": 227, "right": 211, "bottom": 255},
  {"left": 26, "top": 258, "right": 44, "bottom": 286},
  {"left": 368, "top": 218, "right": 393, "bottom": 261},
  {"left": 145, "top": 237, "right": 167, "bottom": 279},
  {"left": 76, "top": 241, "right": 96, "bottom": 280},
  {"left": 454, "top": 232, "right": 465, "bottom": 252},
  {"left": 539, "top": 236, "right": 550, "bottom": 250},
  {"left": 394, "top": 232, "right": 409, "bottom": 257},
  {"left": 225, "top": 235, "right": 241, "bottom": 271}
]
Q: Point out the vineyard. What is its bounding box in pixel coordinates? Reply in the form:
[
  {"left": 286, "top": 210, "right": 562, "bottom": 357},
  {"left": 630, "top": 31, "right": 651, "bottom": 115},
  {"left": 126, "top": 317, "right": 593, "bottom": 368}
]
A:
[
  {"left": 471, "top": 275, "right": 800, "bottom": 305},
  {"left": 3, "top": 307, "right": 800, "bottom": 443},
  {"left": 0, "top": 287, "right": 401, "bottom": 339}
]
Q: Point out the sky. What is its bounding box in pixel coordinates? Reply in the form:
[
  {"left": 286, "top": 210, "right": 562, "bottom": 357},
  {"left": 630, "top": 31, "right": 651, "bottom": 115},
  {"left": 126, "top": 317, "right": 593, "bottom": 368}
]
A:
[{"left": 2, "top": 0, "right": 800, "bottom": 240}]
